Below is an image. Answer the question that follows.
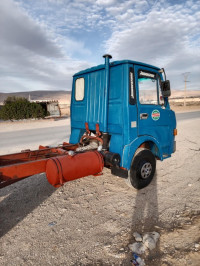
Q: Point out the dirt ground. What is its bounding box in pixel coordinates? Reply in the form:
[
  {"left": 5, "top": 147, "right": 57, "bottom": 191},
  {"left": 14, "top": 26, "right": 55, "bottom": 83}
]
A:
[
  {"left": 171, "top": 103, "right": 200, "bottom": 113},
  {"left": 0, "top": 108, "right": 200, "bottom": 266}
]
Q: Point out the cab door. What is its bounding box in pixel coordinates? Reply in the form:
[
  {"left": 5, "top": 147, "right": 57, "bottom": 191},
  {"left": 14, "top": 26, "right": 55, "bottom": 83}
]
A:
[{"left": 134, "top": 65, "right": 171, "bottom": 156}]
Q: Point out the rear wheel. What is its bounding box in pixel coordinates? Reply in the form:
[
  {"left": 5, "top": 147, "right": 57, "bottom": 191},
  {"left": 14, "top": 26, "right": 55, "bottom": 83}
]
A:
[{"left": 129, "top": 148, "right": 156, "bottom": 189}]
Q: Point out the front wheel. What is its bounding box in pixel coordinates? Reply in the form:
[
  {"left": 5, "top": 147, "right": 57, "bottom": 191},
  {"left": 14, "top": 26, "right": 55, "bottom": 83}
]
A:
[{"left": 129, "top": 148, "right": 156, "bottom": 189}]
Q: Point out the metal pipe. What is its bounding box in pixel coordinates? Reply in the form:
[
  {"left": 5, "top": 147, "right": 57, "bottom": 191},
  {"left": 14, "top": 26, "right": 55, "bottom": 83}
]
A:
[{"left": 102, "top": 54, "right": 112, "bottom": 133}]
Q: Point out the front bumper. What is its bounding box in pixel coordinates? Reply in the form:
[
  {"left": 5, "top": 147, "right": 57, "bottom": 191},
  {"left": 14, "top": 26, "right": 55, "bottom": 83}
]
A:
[{"left": 173, "top": 141, "right": 176, "bottom": 153}]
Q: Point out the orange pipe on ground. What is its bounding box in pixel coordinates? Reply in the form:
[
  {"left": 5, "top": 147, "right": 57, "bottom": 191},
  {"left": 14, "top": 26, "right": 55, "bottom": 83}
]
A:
[{"left": 46, "top": 151, "right": 104, "bottom": 187}]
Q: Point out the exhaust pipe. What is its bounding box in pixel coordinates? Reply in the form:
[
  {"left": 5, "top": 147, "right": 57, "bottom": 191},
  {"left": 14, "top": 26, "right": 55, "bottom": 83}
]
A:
[{"left": 102, "top": 54, "right": 112, "bottom": 150}]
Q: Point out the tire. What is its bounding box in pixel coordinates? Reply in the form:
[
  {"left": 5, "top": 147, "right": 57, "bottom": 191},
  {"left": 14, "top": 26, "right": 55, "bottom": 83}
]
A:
[{"left": 129, "top": 148, "right": 156, "bottom": 189}]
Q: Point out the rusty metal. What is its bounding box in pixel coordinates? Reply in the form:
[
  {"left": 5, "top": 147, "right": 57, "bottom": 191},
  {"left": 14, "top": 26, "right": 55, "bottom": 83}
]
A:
[
  {"left": 95, "top": 123, "right": 101, "bottom": 136},
  {"left": 79, "top": 123, "right": 103, "bottom": 145},
  {"left": 0, "top": 143, "right": 79, "bottom": 188},
  {"left": 46, "top": 151, "right": 104, "bottom": 187},
  {"left": 85, "top": 122, "right": 90, "bottom": 135}
]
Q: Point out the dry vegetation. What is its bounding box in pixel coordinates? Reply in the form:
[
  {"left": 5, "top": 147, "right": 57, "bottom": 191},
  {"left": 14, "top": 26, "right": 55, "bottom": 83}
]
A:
[{"left": 0, "top": 91, "right": 71, "bottom": 105}]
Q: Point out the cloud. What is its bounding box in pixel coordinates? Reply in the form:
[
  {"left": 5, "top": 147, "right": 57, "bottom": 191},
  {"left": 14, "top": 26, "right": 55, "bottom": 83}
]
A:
[
  {"left": 0, "top": 0, "right": 92, "bottom": 92},
  {"left": 104, "top": 0, "right": 200, "bottom": 90},
  {"left": 0, "top": 0, "right": 62, "bottom": 57},
  {"left": 0, "top": 0, "right": 199, "bottom": 93},
  {"left": 96, "top": 0, "right": 117, "bottom": 6}
]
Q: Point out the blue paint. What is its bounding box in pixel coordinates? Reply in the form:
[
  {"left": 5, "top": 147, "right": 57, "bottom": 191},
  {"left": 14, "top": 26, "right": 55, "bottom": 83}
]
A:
[
  {"left": 70, "top": 59, "right": 176, "bottom": 170},
  {"left": 102, "top": 55, "right": 112, "bottom": 133}
]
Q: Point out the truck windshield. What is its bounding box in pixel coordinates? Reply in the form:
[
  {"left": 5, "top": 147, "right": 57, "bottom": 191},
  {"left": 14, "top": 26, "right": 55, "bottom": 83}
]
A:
[{"left": 138, "top": 70, "right": 163, "bottom": 105}]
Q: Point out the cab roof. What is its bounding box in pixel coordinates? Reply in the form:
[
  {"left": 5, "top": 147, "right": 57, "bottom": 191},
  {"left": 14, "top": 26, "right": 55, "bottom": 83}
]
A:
[{"left": 73, "top": 59, "right": 160, "bottom": 77}]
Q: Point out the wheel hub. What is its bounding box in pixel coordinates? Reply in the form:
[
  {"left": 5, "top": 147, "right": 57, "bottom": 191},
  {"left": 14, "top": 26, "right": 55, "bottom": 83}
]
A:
[{"left": 140, "top": 162, "right": 152, "bottom": 179}]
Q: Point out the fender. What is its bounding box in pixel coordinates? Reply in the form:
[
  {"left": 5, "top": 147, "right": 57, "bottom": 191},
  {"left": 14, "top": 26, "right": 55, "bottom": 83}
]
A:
[{"left": 122, "top": 135, "right": 163, "bottom": 169}]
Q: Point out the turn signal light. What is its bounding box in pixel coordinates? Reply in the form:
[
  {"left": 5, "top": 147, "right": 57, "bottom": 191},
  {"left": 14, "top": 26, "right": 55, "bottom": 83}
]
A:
[{"left": 174, "top": 129, "right": 177, "bottom": 136}]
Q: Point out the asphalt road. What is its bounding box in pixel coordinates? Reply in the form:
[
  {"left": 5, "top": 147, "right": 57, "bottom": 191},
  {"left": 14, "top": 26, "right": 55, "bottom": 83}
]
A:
[
  {"left": 0, "top": 125, "right": 70, "bottom": 147},
  {"left": 0, "top": 125, "right": 70, "bottom": 152},
  {"left": 176, "top": 111, "right": 200, "bottom": 121},
  {"left": 0, "top": 111, "right": 199, "bottom": 155}
]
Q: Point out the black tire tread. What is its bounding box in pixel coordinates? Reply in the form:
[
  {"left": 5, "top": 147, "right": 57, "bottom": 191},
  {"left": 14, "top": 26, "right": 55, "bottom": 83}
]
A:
[{"left": 128, "top": 148, "right": 156, "bottom": 189}]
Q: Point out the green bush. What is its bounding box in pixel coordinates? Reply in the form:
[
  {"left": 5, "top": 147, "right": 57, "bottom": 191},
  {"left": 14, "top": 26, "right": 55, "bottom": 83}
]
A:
[{"left": 0, "top": 96, "right": 47, "bottom": 120}]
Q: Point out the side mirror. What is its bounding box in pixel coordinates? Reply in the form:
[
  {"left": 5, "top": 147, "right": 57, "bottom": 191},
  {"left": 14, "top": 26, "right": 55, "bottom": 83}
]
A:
[{"left": 161, "top": 80, "right": 171, "bottom": 97}]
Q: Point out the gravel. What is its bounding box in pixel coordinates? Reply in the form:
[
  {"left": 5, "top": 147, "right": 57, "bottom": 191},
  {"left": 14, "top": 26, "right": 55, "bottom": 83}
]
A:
[{"left": 0, "top": 116, "right": 200, "bottom": 265}]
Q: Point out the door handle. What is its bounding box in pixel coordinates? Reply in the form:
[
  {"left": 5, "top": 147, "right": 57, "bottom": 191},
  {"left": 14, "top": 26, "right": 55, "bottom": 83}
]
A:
[{"left": 140, "top": 113, "right": 148, "bottom": 119}]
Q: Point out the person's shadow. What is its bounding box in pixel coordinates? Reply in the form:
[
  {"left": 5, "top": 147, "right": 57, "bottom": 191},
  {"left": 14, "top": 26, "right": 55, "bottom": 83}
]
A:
[
  {"left": 124, "top": 173, "right": 163, "bottom": 265},
  {"left": 0, "top": 173, "right": 56, "bottom": 238}
]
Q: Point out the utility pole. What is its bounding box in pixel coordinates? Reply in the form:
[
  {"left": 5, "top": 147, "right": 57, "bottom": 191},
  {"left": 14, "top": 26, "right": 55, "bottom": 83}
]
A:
[{"left": 182, "top": 72, "right": 190, "bottom": 107}]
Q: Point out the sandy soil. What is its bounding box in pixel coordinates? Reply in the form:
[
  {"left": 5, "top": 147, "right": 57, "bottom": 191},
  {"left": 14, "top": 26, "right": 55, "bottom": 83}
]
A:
[
  {"left": 170, "top": 103, "right": 200, "bottom": 113},
  {"left": 171, "top": 105, "right": 200, "bottom": 113},
  {"left": 0, "top": 117, "right": 70, "bottom": 133},
  {"left": 0, "top": 113, "right": 200, "bottom": 265}
]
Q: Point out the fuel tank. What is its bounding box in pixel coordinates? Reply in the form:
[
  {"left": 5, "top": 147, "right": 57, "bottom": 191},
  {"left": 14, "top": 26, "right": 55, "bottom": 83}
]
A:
[{"left": 46, "top": 151, "right": 104, "bottom": 187}]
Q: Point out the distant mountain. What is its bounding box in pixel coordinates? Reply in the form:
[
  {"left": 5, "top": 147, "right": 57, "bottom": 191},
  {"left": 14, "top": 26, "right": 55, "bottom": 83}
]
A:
[
  {"left": 0, "top": 89, "right": 199, "bottom": 105},
  {"left": 0, "top": 90, "right": 71, "bottom": 104}
]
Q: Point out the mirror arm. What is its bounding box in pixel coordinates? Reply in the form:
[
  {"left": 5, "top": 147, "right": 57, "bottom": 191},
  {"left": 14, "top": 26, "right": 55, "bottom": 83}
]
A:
[
  {"left": 159, "top": 68, "right": 167, "bottom": 81},
  {"left": 163, "top": 68, "right": 166, "bottom": 81},
  {"left": 164, "top": 97, "right": 170, "bottom": 109}
]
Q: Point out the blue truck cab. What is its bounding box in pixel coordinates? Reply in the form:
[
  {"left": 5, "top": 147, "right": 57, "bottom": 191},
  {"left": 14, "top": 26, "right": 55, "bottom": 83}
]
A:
[{"left": 70, "top": 55, "right": 177, "bottom": 189}]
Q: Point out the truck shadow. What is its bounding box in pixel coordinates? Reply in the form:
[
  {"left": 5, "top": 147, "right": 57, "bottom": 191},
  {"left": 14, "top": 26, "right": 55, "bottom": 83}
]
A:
[
  {"left": 0, "top": 173, "right": 56, "bottom": 238},
  {"left": 124, "top": 173, "right": 163, "bottom": 265}
]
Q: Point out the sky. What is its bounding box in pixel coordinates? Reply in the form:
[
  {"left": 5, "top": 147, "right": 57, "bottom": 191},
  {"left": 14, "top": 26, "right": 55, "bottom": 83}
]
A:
[{"left": 0, "top": 0, "right": 200, "bottom": 93}]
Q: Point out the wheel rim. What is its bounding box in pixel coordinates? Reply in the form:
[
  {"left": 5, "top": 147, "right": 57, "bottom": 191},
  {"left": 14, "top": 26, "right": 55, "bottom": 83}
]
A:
[{"left": 140, "top": 162, "right": 152, "bottom": 179}]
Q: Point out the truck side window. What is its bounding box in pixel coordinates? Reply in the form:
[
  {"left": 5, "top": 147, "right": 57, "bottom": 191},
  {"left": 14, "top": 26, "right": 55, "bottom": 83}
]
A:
[
  {"left": 129, "top": 67, "right": 135, "bottom": 104},
  {"left": 75, "top": 77, "right": 84, "bottom": 101},
  {"left": 138, "top": 70, "right": 158, "bottom": 105},
  {"left": 158, "top": 76, "right": 165, "bottom": 106}
]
